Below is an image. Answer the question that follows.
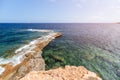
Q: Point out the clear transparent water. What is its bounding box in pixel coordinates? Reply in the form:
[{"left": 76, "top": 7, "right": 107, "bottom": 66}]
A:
[{"left": 0, "top": 23, "right": 120, "bottom": 80}]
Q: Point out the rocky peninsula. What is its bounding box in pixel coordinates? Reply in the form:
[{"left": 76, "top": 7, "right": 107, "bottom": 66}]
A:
[{"left": 0, "top": 32, "right": 61, "bottom": 80}]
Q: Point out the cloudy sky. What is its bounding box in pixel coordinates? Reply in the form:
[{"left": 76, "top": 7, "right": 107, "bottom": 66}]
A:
[{"left": 0, "top": 0, "right": 120, "bottom": 23}]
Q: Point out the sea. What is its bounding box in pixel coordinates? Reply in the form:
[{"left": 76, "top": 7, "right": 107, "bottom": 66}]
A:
[{"left": 0, "top": 23, "right": 120, "bottom": 80}]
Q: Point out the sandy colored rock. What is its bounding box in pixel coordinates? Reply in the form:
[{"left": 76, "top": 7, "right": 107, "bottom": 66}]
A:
[
  {"left": 9, "top": 51, "right": 45, "bottom": 80},
  {"left": 20, "top": 66, "right": 102, "bottom": 80}
]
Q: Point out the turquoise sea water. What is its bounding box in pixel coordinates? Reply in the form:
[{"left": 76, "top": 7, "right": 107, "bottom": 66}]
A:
[
  {"left": 0, "top": 23, "right": 120, "bottom": 80},
  {"left": 0, "top": 28, "right": 49, "bottom": 58}
]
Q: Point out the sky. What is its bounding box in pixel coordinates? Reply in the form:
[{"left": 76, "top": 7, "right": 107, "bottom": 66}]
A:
[{"left": 0, "top": 0, "right": 120, "bottom": 23}]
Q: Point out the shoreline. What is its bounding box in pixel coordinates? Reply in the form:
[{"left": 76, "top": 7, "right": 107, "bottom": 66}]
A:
[
  {"left": 0, "top": 30, "right": 62, "bottom": 80},
  {"left": 0, "top": 29, "right": 102, "bottom": 80}
]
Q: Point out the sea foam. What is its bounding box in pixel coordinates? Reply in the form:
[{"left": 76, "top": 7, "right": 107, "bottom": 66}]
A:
[
  {"left": 0, "top": 29, "right": 55, "bottom": 66},
  {"left": 27, "top": 29, "right": 53, "bottom": 33},
  {"left": 0, "top": 66, "right": 5, "bottom": 75}
]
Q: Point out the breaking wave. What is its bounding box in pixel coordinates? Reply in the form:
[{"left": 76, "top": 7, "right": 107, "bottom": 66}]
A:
[{"left": 0, "top": 29, "right": 55, "bottom": 74}]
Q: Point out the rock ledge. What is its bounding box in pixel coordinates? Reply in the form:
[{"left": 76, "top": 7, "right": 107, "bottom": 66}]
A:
[{"left": 20, "top": 66, "right": 102, "bottom": 80}]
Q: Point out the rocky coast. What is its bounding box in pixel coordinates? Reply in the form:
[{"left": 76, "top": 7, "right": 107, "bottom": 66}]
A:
[
  {"left": 21, "top": 66, "right": 102, "bottom": 80},
  {"left": 0, "top": 32, "right": 61, "bottom": 80},
  {"left": 0, "top": 31, "right": 102, "bottom": 80}
]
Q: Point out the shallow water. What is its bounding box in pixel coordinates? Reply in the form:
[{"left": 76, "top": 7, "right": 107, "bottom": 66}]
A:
[{"left": 0, "top": 23, "right": 120, "bottom": 80}]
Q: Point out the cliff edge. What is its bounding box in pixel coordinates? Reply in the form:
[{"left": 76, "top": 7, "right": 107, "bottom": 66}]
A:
[{"left": 20, "top": 66, "right": 102, "bottom": 80}]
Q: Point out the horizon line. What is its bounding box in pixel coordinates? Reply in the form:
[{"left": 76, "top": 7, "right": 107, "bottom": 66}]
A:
[{"left": 0, "top": 22, "right": 117, "bottom": 24}]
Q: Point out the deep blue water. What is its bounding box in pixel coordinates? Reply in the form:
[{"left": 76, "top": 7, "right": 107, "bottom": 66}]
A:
[{"left": 0, "top": 23, "right": 120, "bottom": 80}]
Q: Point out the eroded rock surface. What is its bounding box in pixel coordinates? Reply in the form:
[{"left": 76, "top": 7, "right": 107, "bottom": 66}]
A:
[{"left": 20, "top": 66, "right": 102, "bottom": 80}]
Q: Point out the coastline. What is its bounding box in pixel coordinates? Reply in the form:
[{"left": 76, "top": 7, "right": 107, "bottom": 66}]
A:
[
  {"left": 0, "top": 30, "right": 62, "bottom": 80},
  {"left": 0, "top": 29, "right": 102, "bottom": 80}
]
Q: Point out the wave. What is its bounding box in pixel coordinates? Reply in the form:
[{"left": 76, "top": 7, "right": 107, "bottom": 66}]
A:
[
  {"left": 27, "top": 29, "right": 53, "bottom": 33},
  {"left": 0, "top": 66, "right": 4, "bottom": 75}
]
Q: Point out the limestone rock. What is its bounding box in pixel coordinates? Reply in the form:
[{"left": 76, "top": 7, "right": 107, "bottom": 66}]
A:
[{"left": 20, "top": 66, "right": 102, "bottom": 80}]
